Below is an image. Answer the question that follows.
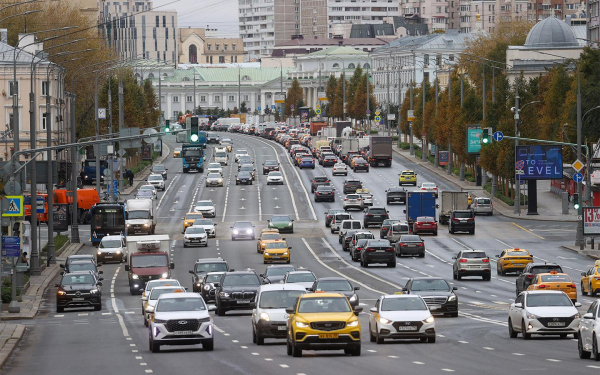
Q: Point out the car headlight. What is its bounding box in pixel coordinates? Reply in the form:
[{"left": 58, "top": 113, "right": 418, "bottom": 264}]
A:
[
  {"left": 132, "top": 274, "right": 139, "bottom": 279},
  {"left": 448, "top": 295, "right": 457, "bottom": 302},
  {"left": 143, "top": 223, "right": 150, "bottom": 227},
  {"left": 116, "top": 250, "right": 121, "bottom": 254},
  {"left": 288, "top": 223, "right": 292, "bottom": 226},
  {"left": 203, "top": 285, "right": 211, "bottom": 291},
  {"left": 264, "top": 252, "right": 270, "bottom": 256},
  {"left": 233, "top": 230, "right": 239, "bottom": 234},
  {"left": 571, "top": 313, "right": 581, "bottom": 319},
  {"left": 424, "top": 316, "right": 434, "bottom": 323},
  {"left": 347, "top": 320, "right": 359, "bottom": 327},
  {"left": 126, "top": 224, "right": 131, "bottom": 227},
  {"left": 378, "top": 316, "right": 392, "bottom": 324},
  {"left": 349, "top": 294, "right": 357, "bottom": 302},
  {"left": 283, "top": 252, "right": 288, "bottom": 255},
  {"left": 526, "top": 312, "right": 539, "bottom": 320},
  {"left": 259, "top": 312, "right": 270, "bottom": 321},
  {"left": 161, "top": 272, "right": 168, "bottom": 278},
  {"left": 246, "top": 229, "right": 252, "bottom": 234},
  {"left": 185, "top": 236, "right": 190, "bottom": 240},
  {"left": 219, "top": 292, "right": 230, "bottom": 298},
  {"left": 57, "top": 290, "right": 67, "bottom": 296},
  {"left": 90, "top": 289, "right": 99, "bottom": 294},
  {"left": 295, "top": 321, "right": 309, "bottom": 328},
  {"left": 97, "top": 250, "right": 102, "bottom": 255}
]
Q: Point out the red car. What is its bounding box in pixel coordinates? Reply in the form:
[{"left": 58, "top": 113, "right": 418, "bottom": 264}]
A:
[{"left": 413, "top": 216, "right": 438, "bottom": 236}]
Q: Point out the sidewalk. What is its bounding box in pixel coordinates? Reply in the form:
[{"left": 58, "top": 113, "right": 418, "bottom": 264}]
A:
[
  {"left": 0, "top": 323, "right": 25, "bottom": 369},
  {"left": 561, "top": 244, "right": 600, "bottom": 260},
  {"left": 392, "top": 146, "right": 579, "bottom": 222},
  {"left": 122, "top": 143, "right": 171, "bottom": 196}
]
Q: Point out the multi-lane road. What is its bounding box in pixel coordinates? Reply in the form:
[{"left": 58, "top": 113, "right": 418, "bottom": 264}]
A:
[{"left": 3, "top": 132, "right": 597, "bottom": 375}]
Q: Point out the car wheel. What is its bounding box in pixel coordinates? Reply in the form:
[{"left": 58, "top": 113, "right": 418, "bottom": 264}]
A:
[
  {"left": 427, "top": 336, "right": 436, "bottom": 343},
  {"left": 129, "top": 286, "right": 137, "bottom": 295},
  {"left": 449, "top": 312, "right": 459, "bottom": 317},
  {"left": 217, "top": 306, "right": 226, "bottom": 316},
  {"left": 150, "top": 337, "right": 160, "bottom": 353},
  {"left": 470, "top": 229, "right": 475, "bottom": 235},
  {"left": 203, "top": 339, "right": 214, "bottom": 351},
  {"left": 508, "top": 318, "right": 518, "bottom": 338},
  {"left": 522, "top": 320, "right": 531, "bottom": 340},
  {"left": 591, "top": 284, "right": 597, "bottom": 297},
  {"left": 94, "top": 301, "right": 102, "bottom": 311},
  {"left": 287, "top": 339, "right": 292, "bottom": 356},
  {"left": 376, "top": 329, "right": 384, "bottom": 344},
  {"left": 388, "top": 260, "right": 396, "bottom": 268},
  {"left": 582, "top": 283, "right": 588, "bottom": 296},
  {"left": 369, "top": 323, "right": 376, "bottom": 342},
  {"left": 579, "top": 333, "right": 591, "bottom": 359},
  {"left": 184, "top": 244, "right": 188, "bottom": 248},
  {"left": 449, "top": 227, "right": 454, "bottom": 234},
  {"left": 452, "top": 269, "right": 457, "bottom": 280},
  {"left": 456, "top": 272, "right": 462, "bottom": 280},
  {"left": 292, "top": 341, "right": 302, "bottom": 357},
  {"left": 419, "top": 253, "right": 425, "bottom": 258},
  {"left": 56, "top": 306, "right": 64, "bottom": 313},
  {"left": 256, "top": 329, "right": 264, "bottom": 346}
]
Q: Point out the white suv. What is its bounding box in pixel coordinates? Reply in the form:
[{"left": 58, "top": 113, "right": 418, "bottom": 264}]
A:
[
  {"left": 578, "top": 300, "right": 600, "bottom": 360},
  {"left": 149, "top": 292, "right": 215, "bottom": 352},
  {"left": 147, "top": 174, "right": 165, "bottom": 191},
  {"left": 508, "top": 291, "right": 582, "bottom": 340},
  {"left": 252, "top": 284, "right": 306, "bottom": 345}
]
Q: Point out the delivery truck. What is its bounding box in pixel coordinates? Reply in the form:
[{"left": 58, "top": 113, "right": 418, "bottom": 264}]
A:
[
  {"left": 439, "top": 191, "right": 470, "bottom": 225},
  {"left": 368, "top": 136, "right": 393, "bottom": 167},
  {"left": 405, "top": 191, "right": 437, "bottom": 226},
  {"left": 125, "top": 198, "right": 157, "bottom": 234},
  {"left": 124, "top": 235, "right": 173, "bottom": 295}
]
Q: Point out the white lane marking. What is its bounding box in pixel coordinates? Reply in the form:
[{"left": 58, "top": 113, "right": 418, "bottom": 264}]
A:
[
  {"left": 412, "top": 361, "right": 425, "bottom": 364},
  {"left": 496, "top": 239, "right": 511, "bottom": 248},
  {"left": 157, "top": 174, "right": 179, "bottom": 210},
  {"left": 512, "top": 353, "right": 525, "bottom": 356},
  {"left": 232, "top": 340, "right": 239, "bottom": 343},
  {"left": 245, "top": 143, "right": 263, "bottom": 221},
  {"left": 54, "top": 315, "right": 64, "bottom": 318},
  {"left": 441, "top": 369, "right": 455, "bottom": 372},
  {"left": 437, "top": 334, "right": 445, "bottom": 338},
  {"left": 110, "top": 267, "right": 130, "bottom": 338},
  {"left": 367, "top": 349, "right": 377, "bottom": 353},
  {"left": 252, "top": 353, "right": 260, "bottom": 356},
  {"left": 587, "top": 365, "right": 600, "bottom": 369},
  {"left": 483, "top": 347, "right": 494, "bottom": 350},
  {"left": 188, "top": 184, "right": 202, "bottom": 213},
  {"left": 222, "top": 184, "right": 230, "bottom": 222},
  {"left": 145, "top": 370, "right": 153, "bottom": 373},
  {"left": 132, "top": 350, "right": 138, "bottom": 353},
  {"left": 458, "top": 341, "right": 469, "bottom": 344},
  {"left": 240, "top": 346, "right": 248, "bottom": 349},
  {"left": 388, "top": 355, "right": 399, "bottom": 358},
  {"left": 78, "top": 313, "right": 89, "bottom": 316},
  {"left": 546, "top": 359, "right": 561, "bottom": 362},
  {"left": 280, "top": 365, "right": 289, "bottom": 368},
  {"left": 451, "top": 238, "right": 472, "bottom": 250},
  {"left": 264, "top": 358, "right": 273, "bottom": 361},
  {"left": 140, "top": 363, "right": 147, "bottom": 366}
]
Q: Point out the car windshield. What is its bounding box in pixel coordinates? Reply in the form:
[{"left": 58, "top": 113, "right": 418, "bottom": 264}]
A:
[
  {"left": 317, "top": 187, "right": 332, "bottom": 192},
  {"left": 140, "top": 185, "right": 155, "bottom": 191},
  {"left": 186, "top": 227, "right": 206, "bottom": 234},
  {"left": 148, "top": 175, "right": 162, "bottom": 181},
  {"left": 222, "top": 274, "right": 260, "bottom": 286},
  {"left": 454, "top": 212, "right": 473, "bottom": 219},
  {"left": 422, "top": 183, "right": 435, "bottom": 188},
  {"left": 146, "top": 280, "right": 179, "bottom": 291},
  {"left": 356, "top": 233, "right": 373, "bottom": 239},
  {"left": 302, "top": 157, "right": 313, "bottom": 161},
  {"left": 208, "top": 163, "right": 221, "bottom": 168},
  {"left": 262, "top": 234, "right": 281, "bottom": 240},
  {"left": 382, "top": 298, "right": 428, "bottom": 311},
  {"left": 100, "top": 239, "right": 122, "bottom": 248},
  {"left": 401, "top": 172, "right": 414, "bottom": 176},
  {"left": 240, "top": 166, "right": 253, "bottom": 171},
  {"left": 216, "top": 152, "right": 227, "bottom": 157},
  {"left": 208, "top": 173, "right": 221, "bottom": 179},
  {"left": 69, "top": 263, "right": 96, "bottom": 272},
  {"left": 382, "top": 219, "right": 400, "bottom": 225},
  {"left": 526, "top": 293, "right": 573, "bottom": 307},
  {"left": 346, "top": 181, "right": 361, "bottom": 186},
  {"left": 234, "top": 222, "right": 252, "bottom": 229},
  {"left": 196, "top": 201, "right": 213, "bottom": 207},
  {"left": 410, "top": 279, "right": 450, "bottom": 291},
  {"left": 186, "top": 214, "right": 203, "bottom": 220},
  {"left": 316, "top": 280, "right": 352, "bottom": 292},
  {"left": 137, "top": 191, "right": 152, "bottom": 197},
  {"left": 266, "top": 267, "right": 295, "bottom": 277},
  {"left": 346, "top": 195, "right": 360, "bottom": 199},
  {"left": 476, "top": 198, "right": 491, "bottom": 204},
  {"left": 150, "top": 287, "right": 184, "bottom": 300},
  {"left": 366, "top": 240, "right": 390, "bottom": 247},
  {"left": 62, "top": 274, "right": 95, "bottom": 285},
  {"left": 195, "top": 263, "right": 228, "bottom": 273},
  {"left": 152, "top": 166, "right": 165, "bottom": 172},
  {"left": 156, "top": 297, "right": 206, "bottom": 312},
  {"left": 507, "top": 251, "right": 529, "bottom": 257},
  {"left": 540, "top": 275, "right": 571, "bottom": 282},
  {"left": 205, "top": 274, "right": 223, "bottom": 283},
  {"left": 238, "top": 172, "right": 251, "bottom": 177},
  {"left": 131, "top": 254, "right": 168, "bottom": 268},
  {"left": 401, "top": 235, "right": 422, "bottom": 242},
  {"left": 531, "top": 266, "right": 562, "bottom": 274},
  {"left": 287, "top": 273, "right": 316, "bottom": 283},
  {"left": 298, "top": 297, "right": 351, "bottom": 313},
  {"left": 461, "top": 252, "right": 487, "bottom": 258},
  {"left": 271, "top": 216, "right": 290, "bottom": 223},
  {"left": 259, "top": 290, "right": 304, "bottom": 309},
  {"left": 237, "top": 150, "right": 248, "bottom": 155},
  {"left": 369, "top": 208, "right": 386, "bottom": 214},
  {"left": 266, "top": 242, "right": 287, "bottom": 249},
  {"left": 269, "top": 172, "right": 282, "bottom": 177},
  {"left": 356, "top": 239, "right": 369, "bottom": 246},
  {"left": 417, "top": 217, "right": 435, "bottom": 222},
  {"left": 193, "top": 219, "right": 213, "bottom": 226},
  {"left": 265, "top": 161, "right": 277, "bottom": 166},
  {"left": 391, "top": 224, "right": 409, "bottom": 232}
]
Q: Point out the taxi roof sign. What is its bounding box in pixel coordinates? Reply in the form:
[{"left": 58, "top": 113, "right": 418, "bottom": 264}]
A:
[{"left": 595, "top": 260, "right": 600, "bottom": 267}]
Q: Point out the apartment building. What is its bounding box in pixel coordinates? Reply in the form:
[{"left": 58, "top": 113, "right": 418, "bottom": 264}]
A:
[
  {"left": 591, "top": 0, "right": 600, "bottom": 44},
  {"left": 301, "top": 0, "right": 328, "bottom": 39},
  {"left": 178, "top": 28, "right": 244, "bottom": 64},
  {"left": 329, "top": 0, "right": 400, "bottom": 38}
]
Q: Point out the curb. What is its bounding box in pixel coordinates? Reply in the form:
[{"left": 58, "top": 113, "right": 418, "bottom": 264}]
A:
[
  {"left": 0, "top": 324, "right": 25, "bottom": 370},
  {"left": 561, "top": 245, "right": 600, "bottom": 260}
]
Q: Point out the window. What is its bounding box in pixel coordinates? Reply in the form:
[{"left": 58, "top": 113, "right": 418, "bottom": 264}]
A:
[
  {"left": 155, "top": 16, "right": 159, "bottom": 27},
  {"left": 173, "top": 111, "right": 178, "bottom": 117},
  {"left": 216, "top": 44, "right": 220, "bottom": 50},
  {"left": 163, "top": 15, "right": 166, "bottom": 27},
  {"left": 41, "top": 112, "right": 48, "bottom": 130},
  {"left": 243, "top": 95, "right": 249, "bottom": 101},
  {"left": 189, "top": 44, "right": 198, "bottom": 63},
  {"left": 228, "top": 95, "right": 235, "bottom": 102},
  {"left": 423, "top": 54, "right": 429, "bottom": 65},
  {"left": 200, "top": 96, "right": 206, "bottom": 102},
  {"left": 187, "top": 96, "right": 193, "bottom": 102},
  {"left": 208, "top": 44, "right": 212, "bottom": 51},
  {"left": 219, "top": 56, "right": 225, "bottom": 63},
  {"left": 295, "top": 6, "right": 299, "bottom": 11},
  {"left": 160, "top": 95, "right": 165, "bottom": 102},
  {"left": 348, "top": 63, "right": 355, "bottom": 69},
  {"left": 41, "top": 81, "right": 49, "bottom": 96},
  {"left": 214, "top": 95, "right": 221, "bottom": 103},
  {"left": 232, "top": 44, "right": 237, "bottom": 51},
  {"left": 224, "top": 44, "right": 228, "bottom": 51},
  {"left": 9, "top": 81, "right": 18, "bottom": 96},
  {"left": 173, "top": 96, "right": 179, "bottom": 103}
]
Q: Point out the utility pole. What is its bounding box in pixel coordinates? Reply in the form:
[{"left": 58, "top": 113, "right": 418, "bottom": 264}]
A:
[
  {"left": 45, "top": 74, "right": 55, "bottom": 265},
  {"left": 481, "top": 64, "right": 486, "bottom": 187},
  {"left": 95, "top": 72, "right": 101, "bottom": 194},
  {"left": 28, "top": 65, "right": 38, "bottom": 276},
  {"left": 576, "top": 67, "right": 584, "bottom": 248},
  {"left": 70, "top": 91, "right": 80, "bottom": 243},
  {"left": 409, "top": 51, "right": 415, "bottom": 155},
  {"left": 108, "top": 73, "right": 114, "bottom": 203},
  {"left": 366, "top": 62, "right": 370, "bottom": 134},
  {"left": 421, "top": 73, "right": 426, "bottom": 161},
  {"left": 118, "top": 66, "right": 124, "bottom": 194},
  {"left": 448, "top": 68, "right": 454, "bottom": 176},
  {"left": 514, "top": 83, "right": 521, "bottom": 215},
  {"left": 386, "top": 61, "right": 390, "bottom": 133}
]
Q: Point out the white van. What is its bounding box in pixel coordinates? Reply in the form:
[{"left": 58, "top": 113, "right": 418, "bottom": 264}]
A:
[
  {"left": 387, "top": 222, "right": 411, "bottom": 244},
  {"left": 214, "top": 150, "right": 228, "bottom": 166},
  {"left": 330, "top": 213, "right": 353, "bottom": 233},
  {"left": 338, "top": 220, "right": 363, "bottom": 243}
]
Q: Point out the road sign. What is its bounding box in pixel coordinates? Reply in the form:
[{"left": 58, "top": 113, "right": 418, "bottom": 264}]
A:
[
  {"left": 407, "top": 110, "right": 415, "bottom": 121},
  {"left": 143, "top": 128, "right": 158, "bottom": 144},
  {"left": 316, "top": 104, "right": 320, "bottom": 109},
  {"left": 515, "top": 160, "right": 525, "bottom": 170},
  {"left": 374, "top": 116, "right": 381, "bottom": 122},
  {"left": 515, "top": 169, "right": 525, "bottom": 175},
  {"left": 4, "top": 180, "right": 21, "bottom": 195},
  {"left": 98, "top": 108, "right": 107, "bottom": 119},
  {"left": 258, "top": 106, "right": 261, "bottom": 111},
  {"left": 375, "top": 110, "right": 380, "bottom": 115},
  {"left": 366, "top": 109, "right": 370, "bottom": 114},
  {"left": 291, "top": 104, "right": 295, "bottom": 109},
  {"left": 271, "top": 105, "right": 276, "bottom": 109},
  {"left": 2, "top": 196, "right": 23, "bottom": 217},
  {"left": 117, "top": 149, "right": 126, "bottom": 157},
  {"left": 1, "top": 236, "right": 20, "bottom": 257},
  {"left": 274, "top": 93, "right": 285, "bottom": 104},
  {"left": 493, "top": 131, "right": 504, "bottom": 142},
  {"left": 315, "top": 109, "right": 321, "bottom": 115},
  {"left": 36, "top": 197, "right": 44, "bottom": 214},
  {"left": 387, "top": 114, "right": 396, "bottom": 120},
  {"left": 572, "top": 159, "right": 584, "bottom": 172},
  {"left": 573, "top": 172, "right": 584, "bottom": 183}
]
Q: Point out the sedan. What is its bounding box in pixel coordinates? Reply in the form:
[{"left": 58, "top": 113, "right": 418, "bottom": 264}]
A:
[
  {"left": 332, "top": 162, "right": 348, "bottom": 176},
  {"left": 151, "top": 165, "right": 167, "bottom": 179},
  {"left": 206, "top": 162, "right": 223, "bottom": 175},
  {"left": 234, "top": 149, "right": 249, "bottom": 162},
  {"left": 267, "top": 171, "right": 284, "bottom": 185},
  {"left": 194, "top": 200, "right": 216, "bottom": 217},
  {"left": 395, "top": 235, "right": 425, "bottom": 257},
  {"left": 268, "top": 215, "right": 294, "bottom": 233},
  {"left": 263, "top": 160, "right": 280, "bottom": 174},
  {"left": 322, "top": 155, "right": 338, "bottom": 167},
  {"left": 184, "top": 226, "right": 208, "bottom": 247},
  {"left": 205, "top": 173, "right": 224, "bottom": 187},
  {"left": 352, "top": 158, "right": 370, "bottom": 172},
  {"left": 192, "top": 218, "right": 217, "bottom": 238},
  {"left": 310, "top": 176, "right": 330, "bottom": 193},
  {"left": 239, "top": 164, "right": 256, "bottom": 180},
  {"left": 231, "top": 221, "right": 255, "bottom": 240},
  {"left": 135, "top": 189, "right": 155, "bottom": 200},
  {"left": 139, "top": 184, "right": 157, "bottom": 198},
  {"left": 237, "top": 155, "right": 253, "bottom": 167},
  {"left": 578, "top": 300, "right": 600, "bottom": 360},
  {"left": 419, "top": 182, "right": 438, "bottom": 197},
  {"left": 413, "top": 216, "right": 438, "bottom": 235},
  {"left": 299, "top": 157, "right": 315, "bottom": 169},
  {"left": 315, "top": 185, "right": 335, "bottom": 202},
  {"left": 236, "top": 171, "right": 253, "bottom": 185},
  {"left": 403, "top": 277, "right": 459, "bottom": 317}
]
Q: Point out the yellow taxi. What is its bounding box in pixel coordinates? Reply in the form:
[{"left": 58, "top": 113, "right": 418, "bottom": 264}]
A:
[
  {"left": 398, "top": 170, "right": 417, "bottom": 186},
  {"left": 495, "top": 248, "right": 533, "bottom": 275},
  {"left": 173, "top": 147, "right": 181, "bottom": 158},
  {"left": 285, "top": 292, "right": 362, "bottom": 357},
  {"left": 527, "top": 271, "right": 577, "bottom": 301},
  {"left": 256, "top": 229, "right": 282, "bottom": 254},
  {"left": 182, "top": 212, "right": 204, "bottom": 233},
  {"left": 143, "top": 286, "right": 185, "bottom": 326},
  {"left": 581, "top": 259, "right": 600, "bottom": 297},
  {"left": 263, "top": 240, "right": 291, "bottom": 264}
]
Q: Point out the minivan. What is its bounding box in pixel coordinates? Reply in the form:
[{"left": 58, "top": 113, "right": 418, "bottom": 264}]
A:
[
  {"left": 330, "top": 213, "right": 353, "bottom": 233},
  {"left": 472, "top": 197, "right": 493, "bottom": 216},
  {"left": 338, "top": 220, "right": 363, "bottom": 243},
  {"left": 387, "top": 222, "right": 411, "bottom": 244},
  {"left": 215, "top": 151, "right": 228, "bottom": 166}
]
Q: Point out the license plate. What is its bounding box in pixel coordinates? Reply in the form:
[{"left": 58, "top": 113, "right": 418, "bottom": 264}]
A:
[
  {"left": 105, "top": 254, "right": 113, "bottom": 258},
  {"left": 319, "top": 333, "right": 338, "bottom": 339},
  {"left": 277, "top": 326, "right": 287, "bottom": 331},
  {"left": 429, "top": 304, "right": 441, "bottom": 310},
  {"left": 511, "top": 263, "right": 522, "bottom": 266},
  {"left": 238, "top": 300, "right": 251, "bottom": 304},
  {"left": 270, "top": 256, "right": 281, "bottom": 259},
  {"left": 547, "top": 322, "right": 565, "bottom": 327},
  {"left": 174, "top": 331, "right": 193, "bottom": 335},
  {"left": 376, "top": 249, "right": 386, "bottom": 252},
  {"left": 72, "top": 297, "right": 85, "bottom": 301},
  {"left": 397, "top": 326, "right": 417, "bottom": 331}
]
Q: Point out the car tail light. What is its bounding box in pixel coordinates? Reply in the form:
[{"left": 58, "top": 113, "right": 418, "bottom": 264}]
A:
[
  {"left": 365, "top": 247, "right": 375, "bottom": 252},
  {"left": 482, "top": 258, "right": 490, "bottom": 263},
  {"left": 352, "top": 239, "right": 356, "bottom": 244},
  {"left": 357, "top": 198, "right": 362, "bottom": 201},
  {"left": 356, "top": 247, "right": 363, "bottom": 251},
  {"left": 399, "top": 243, "right": 407, "bottom": 247},
  {"left": 386, "top": 247, "right": 394, "bottom": 252},
  {"left": 365, "top": 213, "right": 372, "bottom": 216},
  {"left": 327, "top": 215, "right": 331, "bottom": 219},
  {"left": 452, "top": 218, "right": 460, "bottom": 222},
  {"left": 539, "top": 284, "right": 548, "bottom": 289},
  {"left": 419, "top": 243, "right": 424, "bottom": 246},
  {"left": 344, "top": 198, "right": 348, "bottom": 201},
  {"left": 569, "top": 284, "right": 576, "bottom": 288},
  {"left": 459, "top": 259, "right": 468, "bottom": 263},
  {"left": 467, "top": 218, "right": 474, "bottom": 222},
  {"left": 527, "top": 274, "right": 535, "bottom": 279}
]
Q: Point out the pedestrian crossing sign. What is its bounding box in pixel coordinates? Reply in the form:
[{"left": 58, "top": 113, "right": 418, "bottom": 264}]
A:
[{"left": 2, "top": 195, "right": 23, "bottom": 217}]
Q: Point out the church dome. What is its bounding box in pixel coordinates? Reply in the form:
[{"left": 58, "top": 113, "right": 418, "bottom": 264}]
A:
[{"left": 524, "top": 17, "right": 578, "bottom": 48}]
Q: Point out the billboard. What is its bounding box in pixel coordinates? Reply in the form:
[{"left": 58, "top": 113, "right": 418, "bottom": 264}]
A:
[
  {"left": 515, "top": 145, "right": 563, "bottom": 180},
  {"left": 466, "top": 124, "right": 482, "bottom": 154},
  {"left": 583, "top": 206, "right": 600, "bottom": 235}
]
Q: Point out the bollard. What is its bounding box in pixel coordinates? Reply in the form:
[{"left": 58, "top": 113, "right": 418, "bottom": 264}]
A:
[{"left": 561, "top": 191, "right": 569, "bottom": 214}]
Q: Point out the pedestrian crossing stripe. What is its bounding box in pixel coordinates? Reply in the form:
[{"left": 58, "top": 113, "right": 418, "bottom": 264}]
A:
[{"left": 2, "top": 195, "right": 23, "bottom": 217}]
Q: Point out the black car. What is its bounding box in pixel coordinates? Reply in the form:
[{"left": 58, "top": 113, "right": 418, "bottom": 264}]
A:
[
  {"left": 215, "top": 271, "right": 261, "bottom": 316},
  {"left": 55, "top": 272, "right": 103, "bottom": 312},
  {"left": 380, "top": 219, "right": 400, "bottom": 238},
  {"left": 403, "top": 277, "right": 459, "bottom": 317},
  {"left": 62, "top": 260, "right": 103, "bottom": 279},
  {"left": 309, "top": 277, "right": 360, "bottom": 308},
  {"left": 448, "top": 210, "right": 475, "bottom": 234},
  {"left": 363, "top": 207, "right": 389, "bottom": 227},
  {"left": 324, "top": 209, "right": 345, "bottom": 227},
  {"left": 231, "top": 221, "right": 255, "bottom": 240},
  {"left": 239, "top": 164, "right": 256, "bottom": 180},
  {"left": 395, "top": 235, "right": 425, "bottom": 257},
  {"left": 263, "top": 160, "right": 280, "bottom": 175},
  {"left": 63, "top": 254, "right": 95, "bottom": 268},
  {"left": 315, "top": 185, "right": 335, "bottom": 202},
  {"left": 341, "top": 230, "right": 358, "bottom": 251},
  {"left": 311, "top": 176, "right": 330, "bottom": 193},
  {"left": 260, "top": 265, "right": 296, "bottom": 284},
  {"left": 353, "top": 158, "right": 370, "bottom": 172},
  {"left": 386, "top": 187, "right": 406, "bottom": 204},
  {"left": 189, "top": 258, "right": 229, "bottom": 292},
  {"left": 343, "top": 179, "right": 362, "bottom": 194},
  {"left": 151, "top": 164, "right": 167, "bottom": 179},
  {"left": 515, "top": 263, "right": 563, "bottom": 296},
  {"left": 207, "top": 133, "right": 220, "bottom": 144},
  {"left": 322, "top": 155, "right": 338, "bottom": 167},
  {"left": 198, "top": 272, "right": 225, "bottom": 302},
  {"left": 236, "top": 171, "right": 253, "bottom": 185},
  {"left": 350, "top": 238, "right": 369, "bottom": 262},
  {"left": 360, "top": 239, "right": 396, "bottom": 268}
]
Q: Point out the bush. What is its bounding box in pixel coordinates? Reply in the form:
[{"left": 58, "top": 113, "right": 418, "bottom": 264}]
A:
[
  {"left": 369, "top": 129, "right": 379, "bottom": 134},
  {"left": 397, "top": 142, "right": 421, "bottom": 151},
  {"left": 1, "top": 277, "right": 21, "bottom": 304}
]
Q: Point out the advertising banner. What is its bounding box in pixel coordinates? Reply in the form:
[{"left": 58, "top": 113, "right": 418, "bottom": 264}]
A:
[
  {"left": 515, "top": 145, "right": 563, "bottom": 180},
  {"left": 466, "top": 124, "right": 482, "bottom": 154},
  {"left": 439, "top": 151, "right": 449, "bottom": 166},
  {"left": 583, "top": 206, "right": 600, "bottom": 236},
  {"left": 53, "top": 204, "right": 69, "bottom": 233}
]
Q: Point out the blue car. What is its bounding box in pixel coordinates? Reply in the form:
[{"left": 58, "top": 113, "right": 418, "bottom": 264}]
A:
[{"left": 299, "top": 157, "right": 315, "bottom": 169}]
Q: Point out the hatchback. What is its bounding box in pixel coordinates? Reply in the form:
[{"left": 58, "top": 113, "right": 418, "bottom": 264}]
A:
[{"left": 472, "top": 197, "right": 493, "bottom": 215}]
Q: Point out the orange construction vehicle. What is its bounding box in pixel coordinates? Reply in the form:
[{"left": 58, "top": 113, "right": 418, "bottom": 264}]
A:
[{"left": 24, "top": 189, "right": 100, "bottom": 224}]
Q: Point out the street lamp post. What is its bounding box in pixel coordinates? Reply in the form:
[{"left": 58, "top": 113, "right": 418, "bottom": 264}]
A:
[{"left": 193, "top": 72, "right": 197, "bottom": 115}]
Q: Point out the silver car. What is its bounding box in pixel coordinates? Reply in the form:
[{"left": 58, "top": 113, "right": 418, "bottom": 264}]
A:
[
  {"left": 330, "top": 213, "right": 352, "bottom": 233},
  {"left": 205, "top": 173, "right": 224, "bottom": 187},
  {"left": 452, "top": 250, "right": 491, "bottom": 281},
  {"left": 343, "top": 194, "right": 363, "bottom": 210},
  {"left": 252, "top": 284, "right": 306, "bottom": 345},
  {"left": 472, "top": 197, "right": 493, "bottom": 215},
  {"left": 387, "top": 222, "right": 410, "bottom": 244}
]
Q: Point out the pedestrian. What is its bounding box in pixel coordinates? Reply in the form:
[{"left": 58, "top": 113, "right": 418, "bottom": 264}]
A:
[
  {"left": 20, "top": 251, "right": 29, "bottom": 275},
  {"left": 127, "top": 169, "right": 134, "bottom": 186}
]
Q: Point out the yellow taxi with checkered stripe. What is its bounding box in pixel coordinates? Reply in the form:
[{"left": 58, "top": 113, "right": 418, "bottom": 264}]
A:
[
  {"left": 581, "top": 260, "right": 600, "bottom": 297},
  {"left": 286, "top": 292, "right": 362, "bottom": 357},
  {"left": 263, "top": 240, "right": 291, "bottom": 264},
  {"left": 495, "top": 248, "right": 533, "bottom": 275},
  {"left": 527, "top": 271, "right": 577, "bottom": 301},
  {"left": 398, "top": 170, "right": 417, "bottom": 186}
]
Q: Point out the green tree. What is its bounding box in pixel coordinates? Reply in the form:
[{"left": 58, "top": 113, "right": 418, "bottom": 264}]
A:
[
  {"left": 240, "top": 102, "right": 248, "bottom": 113},
  {"left": 325, "top": 75, "right": 338, "bottom": 122},
  {"left": 285, "top": 78, "right": 304, "bottom": 116},
  {"left": 346, "top": 65, "right": 364, "bottom": 120}
]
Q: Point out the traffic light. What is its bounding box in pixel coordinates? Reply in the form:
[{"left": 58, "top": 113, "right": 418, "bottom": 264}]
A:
[
  {"left": 573, "top": 193, "right": 580, "bottom": 210},
  {"left": 164, "top": 119, "right": 170, "bottom": 133},
  {"left": 190, "top": 117, "right": 199, "bottom": 142},
  {"left": 482, "top": 127, "right": 492, "bottom": 144}
]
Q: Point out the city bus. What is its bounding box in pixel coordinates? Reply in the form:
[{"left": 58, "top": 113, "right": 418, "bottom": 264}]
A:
[{"left": 90, "top": 202, "right": 127, "bottom": 246}]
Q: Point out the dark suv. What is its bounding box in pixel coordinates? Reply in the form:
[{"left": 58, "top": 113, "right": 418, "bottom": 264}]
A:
[
  {"left": 515, "top": 263, "right": 563, "bottom": 296},
  {"left": 262, "top": 160, "right": 280, "bottom": 175},
  {"left": 361, "top": 239, "right": 396, "bottom": 268},
  {"left": 215, "top": 271, "right": 262, "bottom": 316},
  {"left": 386, "top": 187, "right": 406, "bottom": 204},
  {"left": 343, "top": 179, "right": 362, "bottom": 194},
  {"left": 55, "top": 272, "right": 103, "bottom": 312},
  {"left": 363, "top": 207, "right": 389, "bottom": 227},
  {"left": 315, "top": 185, "right": 335, "bottom": 202},
  {"left": 448, "top": 210, "right": 475, "bottom": 234},
  {"left": 189, "top": 258, "right": 229, "bottom": 292},
  {"left": 353, "top": 158, "right": 370, "bottom": 172},
  {"left": 311, "top": 176, "right": 330, "bottom": 193}
]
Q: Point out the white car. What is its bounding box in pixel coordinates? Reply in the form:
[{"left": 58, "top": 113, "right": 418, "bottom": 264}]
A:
[
  {"left": 149, "top": 292, "right": 215, "bottom": 352},
  {"left": 97, "top": 235, "right": 126, "bottom": 263},
  {"left": 343, "top": 194, "right": 363, "bottom": 210},
  {"left": 252, "top": 284, "right": 306, "bottom": 345},
  {"left": 214, "top": 150, "right": 228, "bottom": 166},
  {"left": 194, "top": 200, "right": 216, "bottom": 217},
  {"left": 267, "top": 171, "right": 284, "bottom": 185},
  {"left": 235, "top": 149, "right": 249, "bottom": 162},
  {"left": 205, "top": 173, "right": 224, "bottom": 187},
  {"left": 143, "top": 285, "right": 186, "bottom": 326},
  {"left": 359, "top": 193, "right": 373, "bottom": 206},
  {"left": 508, "top": 291, "right": 582, "bottom": 340},
  {"left": 578, "top": 299, "right": 600, "bottom": 360},
  {"left": 332, "top": 162, "right": 348, "bottom": 176},
  {"left": 419, "top": 182, "right": 438, "bottom": 198},
  {"left": 369, "top": 294, "right": 436, "bottom": 344},
  {"left": 141, "top": 279, "right": 182, "bottom": 312},
  {"left": 206, "top": 163, "right": 223, "bottom": 176},
  {"left": 215, "top": 146, "right": 227, "bottom": 154},
  {"left": 283, "top": 270, "right": 317, "bottom": 290},
  {"left": 184, "top": 226, "right": 208, "bottom": 247},
  {"left": 138, "top": 184, "right": 157, "bottom": 198},
  {"left": 147, "top": 174, "right": 165, "bottom": 191},
  {"left": 191, "top": 218, "right": 217, "bottom": 238}
]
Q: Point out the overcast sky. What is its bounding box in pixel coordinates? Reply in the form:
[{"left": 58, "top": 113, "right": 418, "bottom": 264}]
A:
[{"left": 152, "top": 0, "right": 240, "bottom": 37}]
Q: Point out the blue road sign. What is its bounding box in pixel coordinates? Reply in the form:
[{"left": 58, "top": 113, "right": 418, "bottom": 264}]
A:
[
  {"left": 493, "top": 131, "right": 504, "bottom": 142},
  {"left": 3, "top": 196, "right": 23, "bottom": 217},
  {"left": 258, "top": 106, "right": 261, "bottom": 111},
  {"left": 36, "top": 197, "right": 45, "bottom": 213},
  {"left": 573, "top": 172, "right": 583, "bottom": 183},
  {"left": 271, "top": 105, "right": 276, "bottom": 109},
  {"left": 2, "top": 236, "right": 20, "bottom": 257}
]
